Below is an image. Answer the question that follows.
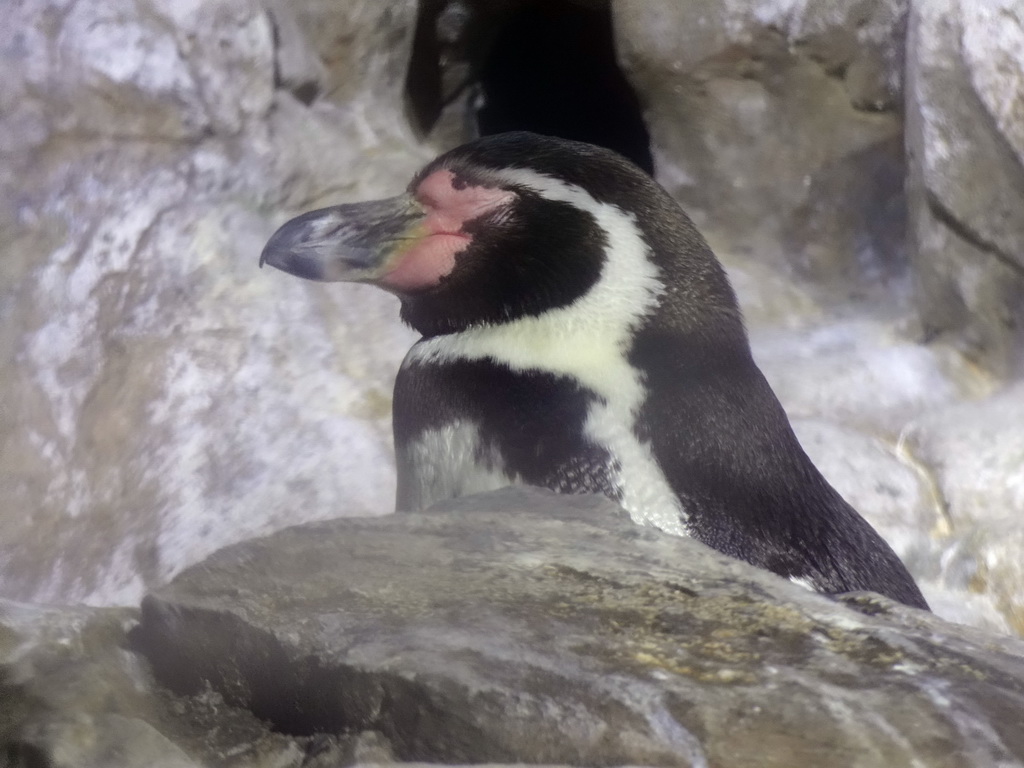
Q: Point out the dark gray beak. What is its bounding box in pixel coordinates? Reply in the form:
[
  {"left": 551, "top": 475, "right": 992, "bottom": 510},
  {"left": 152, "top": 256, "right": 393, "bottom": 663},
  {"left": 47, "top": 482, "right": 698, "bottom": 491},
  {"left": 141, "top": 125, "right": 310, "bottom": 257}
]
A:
[{"left": 260, "top": 194, "right": 427, "bottom": 282}]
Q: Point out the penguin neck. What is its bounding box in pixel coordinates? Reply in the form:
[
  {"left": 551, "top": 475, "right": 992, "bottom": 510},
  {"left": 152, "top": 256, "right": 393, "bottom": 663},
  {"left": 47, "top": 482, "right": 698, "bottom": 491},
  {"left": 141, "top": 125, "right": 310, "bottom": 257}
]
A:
[
  {"left": 400, "top": 206, "right": 694, "bottom": 541},
  {"left": 405, "top": 185, "right": 666, "bottom": 386},
  {"left": 405, "top": 308, "right": 647, "bottom": 409},
  {"left": 403, "top": 312, "right": 690, "bottom": 537}
]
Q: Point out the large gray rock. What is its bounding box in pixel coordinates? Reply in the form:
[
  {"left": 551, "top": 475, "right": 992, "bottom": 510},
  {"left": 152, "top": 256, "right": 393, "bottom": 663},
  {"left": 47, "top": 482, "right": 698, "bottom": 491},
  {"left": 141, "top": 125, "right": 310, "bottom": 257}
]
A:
[
  {"left": 130, "top": 488, "right": 1024, "bottom": 767},
  {"left": 614, "top": 0, "right": 908, "bottom": 292},
  {"left": 905, "top": 0, "right": 1024, "bottom": 375},
  {"left": 0, "top": 0, "right": 426, "bottom": 605},
  {"left": 894, "top": 0, "right": 1024, "bottom": 629}
]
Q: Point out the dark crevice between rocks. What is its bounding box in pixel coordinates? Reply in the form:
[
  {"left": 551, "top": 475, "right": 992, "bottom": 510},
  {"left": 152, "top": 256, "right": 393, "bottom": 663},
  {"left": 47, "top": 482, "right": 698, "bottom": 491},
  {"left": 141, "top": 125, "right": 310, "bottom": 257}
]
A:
[
  {"left": 405, "top": 0, "right": 447, "bottom": 136},
  {"left": 405, "top": 0, "right": 653, "bottom": 174},
  {"left": 130, "top": 599, "right": 513, "bottom": 764},
  {"left": 266, "top": 10, "right": 287, "bottom": 98},
  {"left": 289, "top": 79, "right": 320, "bottom": 108}
]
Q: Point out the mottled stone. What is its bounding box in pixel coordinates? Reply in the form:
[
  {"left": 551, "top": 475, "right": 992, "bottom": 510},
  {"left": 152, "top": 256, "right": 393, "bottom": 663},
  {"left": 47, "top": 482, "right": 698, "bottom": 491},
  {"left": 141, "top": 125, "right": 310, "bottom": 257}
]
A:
[
  {"left": 0, "top": 0, "right": 427, "bottom": 605},
  {"left": 614, "top": 0, "right": 908, "bottom": 290},
  {"left": 0, "top": 600, "right": 355, "bottom": 767},
  {"left": 0, "top": 600, "right": 200, "bottom": 768},
  {"left": 133, "top": 488, "right": 1024, "bottom": 768},
  {"left": 905, "top": 0, "right": 1024, "bottom": 375},
  {"left": 960, "top": 0, "right": 1024, "bottom": 170},
  {"left": 281, "top": 0, "right": 419, "bottom": 108},
  {"left": 905, "top": 383, "right": 1024, "bottom": 635}
]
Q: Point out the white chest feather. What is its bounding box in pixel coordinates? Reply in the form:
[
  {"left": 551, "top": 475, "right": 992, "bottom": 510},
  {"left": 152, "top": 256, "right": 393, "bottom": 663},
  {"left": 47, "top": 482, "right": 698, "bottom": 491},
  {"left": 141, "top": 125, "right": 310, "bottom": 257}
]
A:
[
  {"left": 400, "top": 420, "right": 517, "bottom": 512},
  {"left": 404, "top": 169, "right": 689, "bottom": 536}
]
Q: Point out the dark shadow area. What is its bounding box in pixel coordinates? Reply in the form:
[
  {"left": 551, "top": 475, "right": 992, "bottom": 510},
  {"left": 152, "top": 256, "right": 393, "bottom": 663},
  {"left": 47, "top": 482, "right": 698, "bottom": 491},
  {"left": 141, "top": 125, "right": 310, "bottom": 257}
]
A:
[
  {"left": 406, "top": 0, "right": 653, "bottom": 174},
  {"left": 405, "top": 0, "right": 448, "bottom": 137},
  {"left": 477, "top": 1, "right": 652, "bottom": 173}
]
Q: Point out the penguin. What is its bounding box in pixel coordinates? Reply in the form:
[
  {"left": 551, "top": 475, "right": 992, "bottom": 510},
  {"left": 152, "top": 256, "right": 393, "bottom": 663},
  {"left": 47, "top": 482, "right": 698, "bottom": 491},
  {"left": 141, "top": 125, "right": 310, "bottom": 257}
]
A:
[{"left": 261, "top": 131, "right": 929, "bottom": 610}]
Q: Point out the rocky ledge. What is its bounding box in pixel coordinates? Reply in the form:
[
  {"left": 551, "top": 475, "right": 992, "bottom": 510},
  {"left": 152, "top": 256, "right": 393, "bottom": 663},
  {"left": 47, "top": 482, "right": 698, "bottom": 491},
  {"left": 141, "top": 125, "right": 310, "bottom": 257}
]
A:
[{"left": 4, "top": 488, "right": 1024, "bottom": 767}]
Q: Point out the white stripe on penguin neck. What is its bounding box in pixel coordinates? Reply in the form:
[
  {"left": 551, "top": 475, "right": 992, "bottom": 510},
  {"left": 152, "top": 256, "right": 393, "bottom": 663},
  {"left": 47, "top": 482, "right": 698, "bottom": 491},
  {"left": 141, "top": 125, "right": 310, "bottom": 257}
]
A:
[{"left": 406, "top": 167, "right": 689, "bottom": 536}]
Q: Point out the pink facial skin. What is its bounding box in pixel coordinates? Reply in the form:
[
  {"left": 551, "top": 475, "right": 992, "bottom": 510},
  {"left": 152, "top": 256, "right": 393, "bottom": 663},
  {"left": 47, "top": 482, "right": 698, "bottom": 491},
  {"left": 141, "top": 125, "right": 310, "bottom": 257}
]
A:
[{"left": 379, "top": 169, "right": 514, "bottom": 292}]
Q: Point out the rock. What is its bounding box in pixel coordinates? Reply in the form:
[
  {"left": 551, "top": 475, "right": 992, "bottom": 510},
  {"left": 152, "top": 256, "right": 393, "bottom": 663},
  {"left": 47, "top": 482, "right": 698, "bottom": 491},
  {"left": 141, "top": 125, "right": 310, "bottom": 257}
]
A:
[
  {"left": 0, "top": 0, "right": 428, "bottom": 605},
  {"left": 16, "top": 715, "right": 201, "bottom": 768},
  {"left": 614, "top": 0, "right": 908, "bottom": 290},
  {"left": 263, "top": 0, "right": 328, "bottom": 105},
  {"left": 131, "top": 488, "right": 1024, "bottom": 767},
  {"left": 961, "top": 2, "right": 1024, "bottom": 167},
  {"left": 908, "top": 383, "right": 1024, "bottom": 534},
  {"left": 750, "top": 317, "right": 974, "bottom": 433},
  {"left": 0, "top": 600, "right": 202, "bottom": 768},
  {"left": 905, "top": 0, "right": 1024, "bottom": 375},
  {"left": 905, "top": 382, "right": 1024, "bottom": 635},
  {"left": 720, "top": 256, "right": 824, "bottom": 331},
  {"left": 789, "top": 418, "right": 1013, "bottom": 635},
  {"left": 5, "top": 492, "right": 1023, "bottom": 767},
  {"left": 277, "top": 0, "right": 419, "bottom": 109},
  {"left": 0, "top": 599, "right": 377, "bottom": 767}
]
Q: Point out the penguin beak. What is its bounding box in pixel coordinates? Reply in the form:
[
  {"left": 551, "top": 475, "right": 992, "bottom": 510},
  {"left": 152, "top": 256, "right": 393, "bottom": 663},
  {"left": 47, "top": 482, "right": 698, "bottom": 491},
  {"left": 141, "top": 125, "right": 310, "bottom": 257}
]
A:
[{"left": 259, "top": 195, "right": 428, "bottom": 283}]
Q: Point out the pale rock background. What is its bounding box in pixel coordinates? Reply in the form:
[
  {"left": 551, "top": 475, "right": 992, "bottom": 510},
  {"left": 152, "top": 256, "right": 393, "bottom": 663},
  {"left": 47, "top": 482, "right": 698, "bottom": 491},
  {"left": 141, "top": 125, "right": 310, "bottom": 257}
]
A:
[
  {"left": 0, "top": 0, "right": 424, "bottom": 604},
  {"left": 1, "top": 0, "right": 1022, "bottom": 636}
]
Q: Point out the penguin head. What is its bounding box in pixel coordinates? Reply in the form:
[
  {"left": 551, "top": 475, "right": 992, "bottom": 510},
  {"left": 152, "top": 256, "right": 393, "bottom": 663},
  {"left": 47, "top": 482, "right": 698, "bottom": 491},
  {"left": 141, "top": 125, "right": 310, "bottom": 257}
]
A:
[{"left": 262, "top": 132, "right": 736, "bottom": 338}]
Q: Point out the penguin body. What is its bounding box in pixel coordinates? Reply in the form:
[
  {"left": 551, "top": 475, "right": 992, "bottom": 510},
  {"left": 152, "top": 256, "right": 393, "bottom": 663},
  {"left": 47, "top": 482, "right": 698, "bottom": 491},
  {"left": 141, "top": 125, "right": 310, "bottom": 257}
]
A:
[{"left": 261, "top": 132, "right": 929, "bottom": 610}]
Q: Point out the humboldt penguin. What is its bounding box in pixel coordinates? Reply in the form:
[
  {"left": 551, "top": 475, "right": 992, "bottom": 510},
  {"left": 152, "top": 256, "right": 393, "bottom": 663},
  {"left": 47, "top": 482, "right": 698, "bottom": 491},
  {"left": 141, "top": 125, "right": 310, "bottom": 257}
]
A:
[{"left": 260, "top": 131, "right": 928, "bottom": 610}]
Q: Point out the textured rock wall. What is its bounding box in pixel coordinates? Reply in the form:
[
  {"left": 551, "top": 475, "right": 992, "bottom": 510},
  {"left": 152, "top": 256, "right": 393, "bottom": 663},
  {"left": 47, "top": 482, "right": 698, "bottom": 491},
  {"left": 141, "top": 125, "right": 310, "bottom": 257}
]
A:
[
  {"left": 614, "top": 0, "right": 908, "bottom": 291},
  {"left": 0, "top": 0, "right": 427, "bottom": 604},
  {"left": 906, "top": 0, "right": 1024, "bottom": 375}
]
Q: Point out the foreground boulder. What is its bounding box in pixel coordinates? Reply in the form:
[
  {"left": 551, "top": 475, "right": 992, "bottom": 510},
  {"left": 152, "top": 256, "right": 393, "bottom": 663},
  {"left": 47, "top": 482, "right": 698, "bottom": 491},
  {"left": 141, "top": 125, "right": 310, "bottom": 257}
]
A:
[{"left": 120, "top": 488, "right": 1024, "bottom": 767}]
